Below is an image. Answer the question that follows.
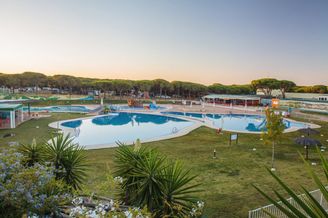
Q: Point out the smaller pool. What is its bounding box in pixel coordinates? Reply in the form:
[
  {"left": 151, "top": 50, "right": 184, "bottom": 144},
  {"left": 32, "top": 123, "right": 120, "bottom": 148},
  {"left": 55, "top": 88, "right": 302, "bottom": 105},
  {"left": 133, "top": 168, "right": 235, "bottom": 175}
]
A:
[{"left": 23, "top": 105, "right": 90, "bottom": 113}]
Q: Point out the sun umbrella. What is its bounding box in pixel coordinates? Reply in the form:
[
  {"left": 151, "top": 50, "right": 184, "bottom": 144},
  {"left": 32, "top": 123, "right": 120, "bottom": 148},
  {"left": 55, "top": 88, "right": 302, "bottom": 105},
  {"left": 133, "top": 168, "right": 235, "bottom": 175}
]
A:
[
  {"left": 294, "top": 137, "right": 322, "bottom": 160},
  {"left": 298, "top": 127, "right": 320, "bottom": 136}
]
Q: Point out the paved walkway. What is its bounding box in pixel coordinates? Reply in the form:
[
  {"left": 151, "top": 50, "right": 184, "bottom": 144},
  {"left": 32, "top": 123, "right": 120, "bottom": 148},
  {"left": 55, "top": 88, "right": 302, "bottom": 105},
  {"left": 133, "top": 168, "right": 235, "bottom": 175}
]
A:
[
  {"left": 167, "top": 104, "right": 264, "bottom": 115},
  {"left": 293, "top": 110, "right": 328, "bottom": 122}
]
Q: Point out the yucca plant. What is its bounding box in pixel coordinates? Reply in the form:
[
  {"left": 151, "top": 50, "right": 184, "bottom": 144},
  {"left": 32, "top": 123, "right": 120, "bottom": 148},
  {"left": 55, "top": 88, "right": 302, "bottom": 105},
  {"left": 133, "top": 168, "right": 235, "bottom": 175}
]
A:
[
  {"left": 114, "top": 142, "right": 148, "bottom": 204},
  {"left": 19, "top": 138, "right": 44, "bottom": 166},
  {"left": 160, "top": 161, "right": 201, "bottom": 217},
  {"left": 114, "top": 142, "right": 164, "bottom": 207},
  {"left": 44, "top": 133, "right": 88, "bottom": 190},
  {"left": 60, "top": 144, "right": 88, "bottom": 190},
  {"left": 254, "top": 149, "right": 328, "bottom": 217},
  {"left": 130, "top": 149, "right": 166, "bottom": 210},
  {"left": 114, "top": 142, "right": 202, "bottom": 217}
]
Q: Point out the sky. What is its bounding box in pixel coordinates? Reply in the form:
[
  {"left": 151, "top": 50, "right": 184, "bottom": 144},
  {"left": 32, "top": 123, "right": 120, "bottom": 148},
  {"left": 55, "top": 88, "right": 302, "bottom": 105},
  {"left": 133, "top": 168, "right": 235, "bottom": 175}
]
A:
[{"left": 0, "top": 0, "right": 327, "bottom": 85}]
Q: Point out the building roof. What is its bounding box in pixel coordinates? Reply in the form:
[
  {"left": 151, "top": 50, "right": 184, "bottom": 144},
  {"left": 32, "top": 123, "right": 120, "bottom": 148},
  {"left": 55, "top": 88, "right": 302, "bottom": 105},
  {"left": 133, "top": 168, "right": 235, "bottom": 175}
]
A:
[
  {"left": 203, "top": 94, "right": 261, "bottom": 101},
  {"left": 0, "top": 103, "right": 23, "bottom": 111}
]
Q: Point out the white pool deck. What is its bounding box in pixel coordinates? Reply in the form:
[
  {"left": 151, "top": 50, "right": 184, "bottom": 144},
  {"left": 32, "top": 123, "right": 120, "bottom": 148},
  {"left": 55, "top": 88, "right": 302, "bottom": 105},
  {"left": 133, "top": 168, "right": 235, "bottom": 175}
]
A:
[{"left": 48, "top": 104, "right": 320, "bottom": 150}]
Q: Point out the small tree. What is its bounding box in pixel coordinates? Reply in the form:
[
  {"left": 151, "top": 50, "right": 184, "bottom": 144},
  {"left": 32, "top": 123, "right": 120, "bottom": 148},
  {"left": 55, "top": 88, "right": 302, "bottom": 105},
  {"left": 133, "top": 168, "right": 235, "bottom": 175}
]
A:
[{"left": 262, "top": 108, "right": 285, "bottom": 170}]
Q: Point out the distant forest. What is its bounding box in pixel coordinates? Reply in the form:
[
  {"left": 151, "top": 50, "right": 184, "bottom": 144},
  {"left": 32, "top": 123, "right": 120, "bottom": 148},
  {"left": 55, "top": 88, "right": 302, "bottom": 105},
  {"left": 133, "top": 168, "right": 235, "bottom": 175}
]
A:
[{"left": 0, "top": 72, "right": 327, "bottom": 98}]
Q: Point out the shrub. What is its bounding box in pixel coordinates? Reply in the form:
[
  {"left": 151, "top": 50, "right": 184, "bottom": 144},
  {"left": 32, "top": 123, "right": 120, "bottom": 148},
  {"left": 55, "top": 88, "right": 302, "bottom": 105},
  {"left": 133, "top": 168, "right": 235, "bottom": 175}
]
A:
[
  {"left": 114, "top": 142, "right": 203, "bottom": 217},
  {"left": 0, "top": 147, "right": 71, "bottom": 217},
  {"left": 18, "top": 138, "right": 44, "bottom": 166},
  {"left": 44, "top": 133, "right": 88, "bottom": 190}
]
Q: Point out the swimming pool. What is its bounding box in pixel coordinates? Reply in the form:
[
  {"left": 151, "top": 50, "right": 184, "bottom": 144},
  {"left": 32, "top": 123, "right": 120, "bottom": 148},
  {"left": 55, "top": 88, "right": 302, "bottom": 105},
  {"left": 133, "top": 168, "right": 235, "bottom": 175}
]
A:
[
  {"left": 59, "top": 112, "right": 195, "bottom": 149},
  {"left": 23, "top": 105, "right": 90, "bottom": 113},
  {"left": 162, "top": 111, "right": 308, "bottom": 133}
]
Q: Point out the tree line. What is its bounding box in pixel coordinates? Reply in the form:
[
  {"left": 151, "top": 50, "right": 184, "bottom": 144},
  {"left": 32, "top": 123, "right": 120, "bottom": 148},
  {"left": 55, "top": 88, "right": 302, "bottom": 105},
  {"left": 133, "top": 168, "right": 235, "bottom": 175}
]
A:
[{"left": 0, "top": 72, "right": 327, "bottom": 98}]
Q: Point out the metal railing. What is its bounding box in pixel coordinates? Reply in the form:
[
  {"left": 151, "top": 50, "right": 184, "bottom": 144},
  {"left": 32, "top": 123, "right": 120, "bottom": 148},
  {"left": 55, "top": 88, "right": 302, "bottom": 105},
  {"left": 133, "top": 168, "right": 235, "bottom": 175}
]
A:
[{"left": 248, "top": 187, "right": 328, "bottom": 218}]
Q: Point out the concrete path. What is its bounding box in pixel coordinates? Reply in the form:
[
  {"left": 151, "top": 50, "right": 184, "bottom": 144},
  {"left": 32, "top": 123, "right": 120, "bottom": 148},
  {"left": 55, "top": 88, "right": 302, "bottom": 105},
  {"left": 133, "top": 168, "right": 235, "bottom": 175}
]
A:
[{"left": 293, "top": 110, "right": 328, "bottom": 122}]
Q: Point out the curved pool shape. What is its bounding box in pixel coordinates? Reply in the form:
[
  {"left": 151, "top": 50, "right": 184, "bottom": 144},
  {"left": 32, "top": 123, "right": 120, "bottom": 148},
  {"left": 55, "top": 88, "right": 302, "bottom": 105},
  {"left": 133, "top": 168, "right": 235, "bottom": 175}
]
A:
[
  {"left": 162, "top": 112, "right": 308, "bottom": 133},
  {"left": 60, "top": 112, "right": 194, "bottom": 149},
  {"left": 23, "top": 105, "right": 90, "bottom": 113}
]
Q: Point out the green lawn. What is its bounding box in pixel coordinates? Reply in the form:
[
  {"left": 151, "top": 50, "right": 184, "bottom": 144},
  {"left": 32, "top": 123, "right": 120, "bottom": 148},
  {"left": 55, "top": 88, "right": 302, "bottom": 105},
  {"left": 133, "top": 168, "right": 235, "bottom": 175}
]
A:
[
  {"left": 86, "top": 123, "right": 327, "bottom": 217},
  {"left": 300, "top": 110, "right": 328, "bottom": 116},
  {"left": 0, "top": 113, "right": 87, "bottom": 145},
  {"left": 1, "top": 113, "right": 327, "bottom": 217}
]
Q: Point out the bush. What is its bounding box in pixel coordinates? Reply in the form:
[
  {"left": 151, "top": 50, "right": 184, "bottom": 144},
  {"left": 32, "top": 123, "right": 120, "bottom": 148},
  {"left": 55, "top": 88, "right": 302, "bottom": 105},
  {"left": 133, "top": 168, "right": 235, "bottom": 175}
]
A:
[
  {"left": 0, "top": 147, "right": 71, "bottom": 217},
  {"left": 18, "top": 134, "right": 88, "bottom": 191},
  {"left": 18, "top": 138, "right": 44, "bottom": 166},
  {"left": 114, "top": 142, "right": 204, "bottom": 217},
  {"left": 41, "top": 133, "right": 88, "bottom": 190}
]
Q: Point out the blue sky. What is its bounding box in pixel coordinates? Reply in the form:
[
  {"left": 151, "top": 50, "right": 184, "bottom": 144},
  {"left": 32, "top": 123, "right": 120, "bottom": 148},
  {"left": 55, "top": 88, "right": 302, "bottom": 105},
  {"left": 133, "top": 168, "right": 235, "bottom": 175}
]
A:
[{"left": 0, "top": 0, "right": 327, "bottom": 85}]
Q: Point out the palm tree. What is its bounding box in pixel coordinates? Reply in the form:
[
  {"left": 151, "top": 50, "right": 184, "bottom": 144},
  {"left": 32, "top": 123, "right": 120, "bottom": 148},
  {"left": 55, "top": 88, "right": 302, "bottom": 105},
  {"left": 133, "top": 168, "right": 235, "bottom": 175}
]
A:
[
  {"left": 254, "top": 150, "right": 328, "bottom": 217},
  {"left": 114, "top": 143, "right": 163, "bottom": 206},
  {"left": 44, "top": 133, "right": 88, "bottom": 190},
  {"left": 114, "top": 142, "right": 201, "bottom": 217},
  {"left": 61, "top": 145, "right": 88, "bottom": 190},
  {"left": 19, "top": 138, "right": 44, "bottom": 166},
  {"left": 160, "top": 161, "right": 201, "bottom": 217}
]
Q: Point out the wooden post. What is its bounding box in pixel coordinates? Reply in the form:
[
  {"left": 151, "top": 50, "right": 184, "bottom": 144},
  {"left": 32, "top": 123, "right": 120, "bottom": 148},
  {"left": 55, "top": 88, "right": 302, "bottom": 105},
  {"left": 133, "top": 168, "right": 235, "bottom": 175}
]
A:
[
  {"left": 306, "top": 145, "right": 309, "bottom": 160},
  {"left": 229, "top": 133, "right": 231, "bottom": 146}
]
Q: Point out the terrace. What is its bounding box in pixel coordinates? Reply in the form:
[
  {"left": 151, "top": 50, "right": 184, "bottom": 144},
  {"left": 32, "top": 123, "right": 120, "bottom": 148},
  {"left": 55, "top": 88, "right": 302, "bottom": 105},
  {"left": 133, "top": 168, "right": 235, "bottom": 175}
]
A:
[{"left": 203, "top": 94, "right": 261, "bottom": 107}]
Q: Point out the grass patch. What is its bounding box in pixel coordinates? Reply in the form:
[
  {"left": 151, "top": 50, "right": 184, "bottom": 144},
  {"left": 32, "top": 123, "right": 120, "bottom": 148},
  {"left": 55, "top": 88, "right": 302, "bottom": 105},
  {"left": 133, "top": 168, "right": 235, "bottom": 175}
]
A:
[
  {"left": 1, "top": 113, "right": 327, "bottom": 217},
  {"left": 0, "top": 113, "right": 87, "bottom": 145},
  {"left": 300, "top": 110, "right": 328, "bottom": 116},
  {"left": 85, "top": 123, "right": 328, "bottom": 217}
]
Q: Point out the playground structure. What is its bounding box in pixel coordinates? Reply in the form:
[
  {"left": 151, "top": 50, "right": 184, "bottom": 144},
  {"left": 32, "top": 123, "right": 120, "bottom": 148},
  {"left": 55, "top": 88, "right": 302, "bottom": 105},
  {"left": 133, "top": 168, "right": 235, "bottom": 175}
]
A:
[
  {"left": 127, "top": 99, "right": 143, "bottom": 107},
  {"left": 127, "top": 99, "right": 159, "bottom": 110}
]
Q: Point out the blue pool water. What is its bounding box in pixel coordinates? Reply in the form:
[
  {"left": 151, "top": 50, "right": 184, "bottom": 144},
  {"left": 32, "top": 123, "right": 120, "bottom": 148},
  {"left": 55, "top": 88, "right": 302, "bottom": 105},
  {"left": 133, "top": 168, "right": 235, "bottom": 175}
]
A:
[
  {"left": 23, "top": 105, "right": 90, "bottom": 113},
  {"left": 60, "top": 112, "right": 194, "bottom": 148},
  {"left": 162, "top": 111, "right": 308, "bottom": 132}
]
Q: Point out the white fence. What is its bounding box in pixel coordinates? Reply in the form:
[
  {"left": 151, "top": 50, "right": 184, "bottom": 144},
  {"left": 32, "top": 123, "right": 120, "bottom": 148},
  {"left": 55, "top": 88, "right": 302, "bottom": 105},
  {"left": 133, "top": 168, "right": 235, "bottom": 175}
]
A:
[{"left": 248, "top": 187, "right": 328, "bottom": 218}]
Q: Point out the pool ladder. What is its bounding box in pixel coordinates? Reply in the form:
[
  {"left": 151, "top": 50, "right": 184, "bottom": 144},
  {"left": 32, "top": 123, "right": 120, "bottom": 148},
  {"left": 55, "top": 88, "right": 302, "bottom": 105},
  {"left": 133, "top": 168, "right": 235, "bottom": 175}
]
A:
[
  {"left": 74, "top": 128, "right": 80, "bottom": 137},
  {"left": 172, "top": 127, "right": 178, "bottom": 134}
]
